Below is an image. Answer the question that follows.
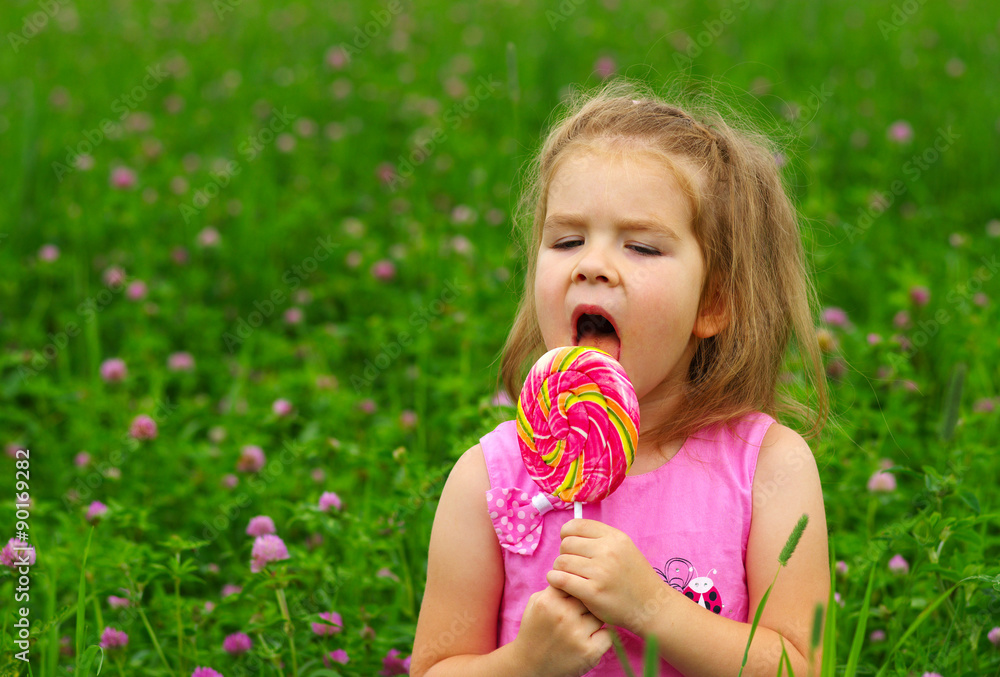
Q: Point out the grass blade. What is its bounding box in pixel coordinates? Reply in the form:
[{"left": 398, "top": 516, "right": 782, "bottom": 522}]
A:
[
  {"left": 821, "top": 550, "right": 837, "bottom": 677},
  {"left": 784, "top": 649, "right": 795, "bottom": 677},
  {"left": 874, "top": 580, "right": 963, "bottom": 677},
  {"left": 609, "top": 627, "right": 637, "bottom": 677},
  {"left": 938, "top": 362, "right": 965, "bottom": 442},
  {"left": 779, "top": 636, "right": 795, "bottom": 677},
  {"left": 810, "top": 602, "right": 823, "bottom": 652},
  {"left": 740, "top": 515, "right": 807, "bottom": 677},
  {"left": 275, "top": 586, "right": 299, "bottom": 676},
  {"left": 78, "top": 645, "right": 103, "bottom": 676},
  {"left": 738, "top": 567, "right": 778, "bottom": 677},
  {"left": 642, "top": 632, "right": 659, "bottom": 677},
  {"left": 75, "top": 527, "right": 95, "bottom": 673},
  {"left": 135, "top": 598, "right": 171, "bottom": 671},
  {"left": 807, "top": 602, "right": 823, "bottom": 675},
  {"left": 44, "top": 569, "right": 58, "bottom": 677},
  {"left": 844, "top": 565, "right": 877, "bottom": 677}
]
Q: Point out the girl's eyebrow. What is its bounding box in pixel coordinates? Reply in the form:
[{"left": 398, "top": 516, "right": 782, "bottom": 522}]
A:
[{"left": 543, "top": 213, "right": 681, "bottom": 241}]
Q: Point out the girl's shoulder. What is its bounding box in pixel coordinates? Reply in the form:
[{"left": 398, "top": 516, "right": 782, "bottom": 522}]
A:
[
  {"left": 448, "top": 442, "right": 491, "bottom": 493},
  {"left": 436, "top": 442, "right": 502, "bottom": 557},
  {"left": 756, "top": 421, "right": 818, "bottom": 479}
]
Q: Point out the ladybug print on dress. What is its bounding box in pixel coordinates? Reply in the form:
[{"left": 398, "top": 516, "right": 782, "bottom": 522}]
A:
[
  {"left": 683, "top": 571, "right": 723, "bottom": 614},
  {"left": 654, "top": 557, "right": 725, "bottom": 615}
]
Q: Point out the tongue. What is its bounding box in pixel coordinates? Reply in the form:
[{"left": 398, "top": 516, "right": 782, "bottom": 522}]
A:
[{"left": 578, "top": 332, "right": 621, "bottom": 362}]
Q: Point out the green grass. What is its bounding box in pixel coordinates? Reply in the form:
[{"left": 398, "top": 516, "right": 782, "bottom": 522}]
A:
[{"left": 2, "top": 0, "right": 999, "bottom": 675}]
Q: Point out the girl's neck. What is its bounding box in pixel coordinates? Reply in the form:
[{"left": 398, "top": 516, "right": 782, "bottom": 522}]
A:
[
  {"left": 630, "top": 368, "right": 692, "bottom": 472},
  {"left": 631, "top": 435, "right": 685, "bottom": 475}
]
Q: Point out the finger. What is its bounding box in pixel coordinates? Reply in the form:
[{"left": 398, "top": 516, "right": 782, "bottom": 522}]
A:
[
  {"left": 590, "top": 627, "right": 614, "bottom": 654},
  {"left": 545, "top": 584, "right": 572, "bottom": 599},
  {"left": 580, "top": 610, "right": 605, "bottom": 633},
  {"left": 546, "top": 567, "right": 591, "bottom": 600},
  {"left": 562, "top": 595, "right": 591, "bottom": 616},
  {"left": 560, "top": 518, "right": 607, "bottom": 539},
  {"left": 545, "top": 584, "right": 591, "bottom": 610},
  {"left": 559, "top": 534, "right": 600, "bottom": 557},
  {"left": 543, "top": 582, "right": 587, "bottom": 609},
  {"left": 552, "top": 552, "right": 597, "bottom": 578}
]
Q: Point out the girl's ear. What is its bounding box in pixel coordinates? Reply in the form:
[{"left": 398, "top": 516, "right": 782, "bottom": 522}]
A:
[{"left": 693, "top": 284, "right": 729, "bottom": 339}]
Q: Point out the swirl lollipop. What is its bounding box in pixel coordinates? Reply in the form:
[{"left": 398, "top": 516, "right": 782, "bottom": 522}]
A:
[{"left": 516, "top": 346, "right": 640, "bottom": 518}]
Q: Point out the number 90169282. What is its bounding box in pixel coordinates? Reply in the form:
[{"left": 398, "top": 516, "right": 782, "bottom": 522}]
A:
[{"left": 15, "top": 449, "right": 30, "bottom": 532}]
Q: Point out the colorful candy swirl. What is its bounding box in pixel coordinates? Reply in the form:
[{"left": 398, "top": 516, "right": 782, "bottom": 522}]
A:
[{"left": 516, "top": 346, "right": 640, "bottom": 503}]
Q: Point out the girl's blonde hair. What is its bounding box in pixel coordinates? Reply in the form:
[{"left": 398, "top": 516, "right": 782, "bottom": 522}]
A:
[{"left": 498, "top": 77, "right": 828, "bottom": 448}]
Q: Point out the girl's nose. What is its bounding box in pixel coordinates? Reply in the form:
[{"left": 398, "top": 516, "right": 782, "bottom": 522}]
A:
[{"left": 572, "top": 246, "right": 620, "bottom": 286}]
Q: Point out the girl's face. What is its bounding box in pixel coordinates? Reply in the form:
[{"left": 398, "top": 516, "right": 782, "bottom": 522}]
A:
[{"left": 534, "top": 145, "right": 725, "bottom": 410}]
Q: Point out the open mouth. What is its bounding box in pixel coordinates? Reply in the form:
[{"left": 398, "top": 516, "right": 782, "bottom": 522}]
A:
[{"left": 574, "top": 312, "right": 621, "bottom": 362}]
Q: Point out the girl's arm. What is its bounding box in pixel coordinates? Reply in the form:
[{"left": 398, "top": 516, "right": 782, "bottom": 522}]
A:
[
  {"left": 640, "top": 422, "right": 831, "bottom": 676},
  {"left": 413, "top": 445, "right": 613, "bottom": 677},
  {"left": 409, "top": 444, "right": 519, "bottom": 677},
  {"left": 547, "top": 423, "right": 829, "bottom": 676}
]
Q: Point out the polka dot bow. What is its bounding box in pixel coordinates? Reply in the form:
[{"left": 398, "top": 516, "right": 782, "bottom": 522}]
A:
[{"left": 485, "top": 487, "right": 571, "bottom": 556}]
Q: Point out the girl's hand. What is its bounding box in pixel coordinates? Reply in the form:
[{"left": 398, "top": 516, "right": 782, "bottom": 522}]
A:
[
  {"left": 546, "top": 519, "right": 668, "bottom": 635},
  {"left": 512, "top": 584, "right": 613, "bottom": 677}
]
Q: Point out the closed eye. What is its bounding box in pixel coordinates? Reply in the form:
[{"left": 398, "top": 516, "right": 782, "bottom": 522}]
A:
[
  {"left": 552, "top": 240, "right": 661, "bottom": 256},
  {"left": 628, "top": 244, "right": 661, "bottom": 256}
]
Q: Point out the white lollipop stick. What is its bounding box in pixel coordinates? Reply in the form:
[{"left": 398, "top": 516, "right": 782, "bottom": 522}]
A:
[{"left": 574, "top": 501, "right": 582, "bottom": 519}]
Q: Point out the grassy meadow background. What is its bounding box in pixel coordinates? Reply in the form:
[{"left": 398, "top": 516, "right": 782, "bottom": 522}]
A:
[{"left": 2, "top": 0, "right": 1000, "bottom": 675}]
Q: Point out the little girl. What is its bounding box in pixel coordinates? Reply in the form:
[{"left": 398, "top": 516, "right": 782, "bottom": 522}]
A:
[{"left": 411, "top": 78, "right": 830, "bottom": 677}]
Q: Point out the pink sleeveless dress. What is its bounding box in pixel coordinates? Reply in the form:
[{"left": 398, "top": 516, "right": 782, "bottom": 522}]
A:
[{"left": 480, "top": 412, "right": 775, "bottom": 676}]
